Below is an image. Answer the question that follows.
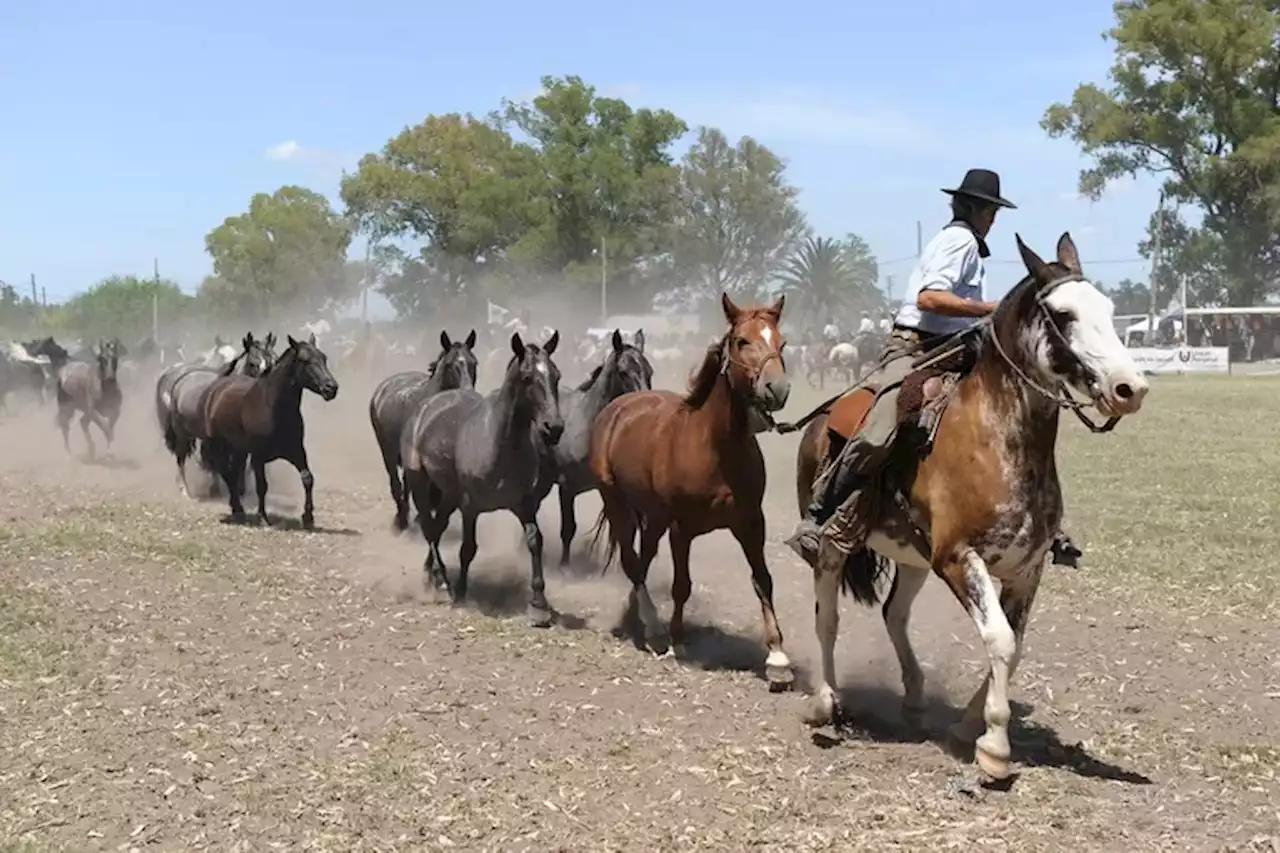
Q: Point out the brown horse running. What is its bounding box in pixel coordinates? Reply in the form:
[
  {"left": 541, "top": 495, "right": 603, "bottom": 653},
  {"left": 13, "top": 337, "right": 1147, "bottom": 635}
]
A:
[
  {"left": 588, "top": 293, "right": 794, "bottom": 688},
  {"left": 56, "top": 339, "right": 121, "bottom": 459},
  {"left": 199, "top": 335, "right": 339, "bottom": 528},
  {"left": 794, "top": 233, "right": 1149, "bottom": 779}
]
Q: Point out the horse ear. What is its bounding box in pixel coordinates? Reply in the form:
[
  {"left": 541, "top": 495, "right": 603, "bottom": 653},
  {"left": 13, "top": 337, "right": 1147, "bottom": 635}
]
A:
[
  {"left": 465, "top": 329, "right": 477, "bottom": 349},
  {"left": 287, "top": 334, "right": 298, "bottom": 348},
  {"left": 511, "top": 332, "right": 526, "bottom": 359},
  {"left": 307, "top": 332, "right": 317, "bottom": 345},
  {"left": 243, "top": 332, "right": 254, "bottom": 349},
  {"left": 1056, "top": 232, "right": 1082, "bottom": 273},
  {"left": 611, "top": 329, "right": 624, "bottom": 353},
  {"left": 1015, "top": 234, "right": 1053, "bottom": 282},
  {"left": 767, "top": 293, "right": 785, "bottom": 320},
  {"left": 545, "top": 330, "right": 560, "bottom": 355},
  {"left": 721, "top": 291, "right": 741, "bottom": 324},
  {"left": 635, "top": 328, "right": 645, "bottom": 351},
  {"left": 440, "top": 330, "right": 452, "bottom": 350}
]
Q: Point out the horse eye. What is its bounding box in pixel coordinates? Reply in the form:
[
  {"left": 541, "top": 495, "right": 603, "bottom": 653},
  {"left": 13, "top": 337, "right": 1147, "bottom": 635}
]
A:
[
  {"left": 736, "top": 337, "right": 750, "bottom": 348},
  {"left": 1051, "top": 309, "right": 1073, "bottom": 326}
]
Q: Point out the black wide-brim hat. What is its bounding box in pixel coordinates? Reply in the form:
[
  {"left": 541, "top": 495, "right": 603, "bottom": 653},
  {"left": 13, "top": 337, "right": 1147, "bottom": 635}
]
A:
[{"left": 942, "top": 168, "right": 1016, "bottom": 209}]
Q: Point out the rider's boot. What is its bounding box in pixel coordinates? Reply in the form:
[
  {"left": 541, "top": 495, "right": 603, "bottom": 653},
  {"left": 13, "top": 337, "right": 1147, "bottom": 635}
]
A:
[{"left": 786, "top": 452, "right": 865, "bottom": 564}]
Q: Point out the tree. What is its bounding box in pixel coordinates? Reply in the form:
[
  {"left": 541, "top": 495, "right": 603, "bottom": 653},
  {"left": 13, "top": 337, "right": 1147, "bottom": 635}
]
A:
[
  {"left": 59, "top": 275, "right": 194, "bottom": 342},
  {"left": 498, "top": 75, "right": 688, "bottom": 307},
  {"left": 1103, "top": 277, "right": 1153, "bottom": 315},
  {"left": 670, "top": 127, "right": 807, "bottom": 301},
  {"left": 340, "top": 114, "right": 545, "bottom": 314},
  {"left": 777, "top": 236, "right": 877, "bottom": 328},
  {"left": 1042, "top": 0, "right": 1280, "bottom": 305},
  {"left": 837, "top": 233, "right": 883, "bottom": 310},
  {"left": 205, "top": 185, "right": 353, "bottom": 319},
  {"left": 0, "top": 281, "right": 39, "bottom": 335}
]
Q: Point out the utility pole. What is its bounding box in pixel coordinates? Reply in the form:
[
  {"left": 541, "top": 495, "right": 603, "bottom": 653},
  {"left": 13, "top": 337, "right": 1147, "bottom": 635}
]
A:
[
  {"left": 600, "top": 234, "right": 608, "bottom": 324},
  {"left": 1147, "top": 190, "right": 1165, "bottom": 343},
  {"left": 916, "top": 221, "right": 923, "bottom": 258},
  {"left": 885, "top": 274, "right": 895, "bottom": 303},
  {"left": 30, "top": 274, "right": 39, "bottom": 329},
  {"left": 361, "top": 241, "right": 372, "bottom": 324}
]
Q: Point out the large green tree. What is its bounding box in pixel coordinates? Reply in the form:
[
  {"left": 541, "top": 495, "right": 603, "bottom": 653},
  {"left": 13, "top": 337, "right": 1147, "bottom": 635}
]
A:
[
  {"left": 205, "top": 185, "right": 353, "bottom": 319},
  {"left": 497, "top": 75, "right": 687, "bottom": 306},
  {"left": 1102, "top": 277, "right": 1153, "bottom": 315},
  {"left": 340, "top": 114, "right": 544, "bottom": 314},
  {"left": 59, "top": 275, "right": 194, "bottom": 341},
  {"left": 777, "top": 235, "right": 882, "bottom": 327},
  {"left": 670, "top": 127, "right": 807, "bottom": 301},
  {"left": 1042, "top": 0, "right": 1280, "bottom": 305}
]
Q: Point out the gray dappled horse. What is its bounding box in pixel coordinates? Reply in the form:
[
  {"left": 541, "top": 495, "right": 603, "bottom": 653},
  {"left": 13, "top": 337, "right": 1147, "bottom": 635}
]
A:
[
  {"left": 369, "top": 329, "right": 479, "bottom": 532},
  {"left": 547, "top": 329, "right": 653, "bottom": 564},
  {"left": 403, "top": 331, "right": 565, "bottom": 626},
  {"left": 155, "top": 332, "right": 277, "bottom": 497},
  {"left": 55, "top": 339, "right": 121, "bottom": 459}
]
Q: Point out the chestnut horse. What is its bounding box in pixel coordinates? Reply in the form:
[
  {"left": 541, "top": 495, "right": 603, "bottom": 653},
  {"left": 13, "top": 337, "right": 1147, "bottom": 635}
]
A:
[
  {"left": 588, "top": 293, "right": 794, "bottom": 688},
  {"left": 794, "top": 233, "right": 1149, "bottom": 779}
]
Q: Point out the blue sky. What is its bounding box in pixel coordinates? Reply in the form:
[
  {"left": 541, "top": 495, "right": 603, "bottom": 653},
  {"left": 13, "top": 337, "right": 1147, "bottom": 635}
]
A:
[{"left": 1, "top": 0, "right": 1161, "bottom": 312}]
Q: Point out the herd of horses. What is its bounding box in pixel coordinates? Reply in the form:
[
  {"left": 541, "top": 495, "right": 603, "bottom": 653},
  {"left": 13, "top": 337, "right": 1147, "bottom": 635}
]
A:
[{"left": 4, "top": 232, "right": 1151, "bottom": 782}]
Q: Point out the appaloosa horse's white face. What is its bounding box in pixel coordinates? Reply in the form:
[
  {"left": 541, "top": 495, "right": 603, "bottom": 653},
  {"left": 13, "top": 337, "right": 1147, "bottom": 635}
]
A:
[{"left": 1024, "top": 234, "right": 1150, "bottom": 419}]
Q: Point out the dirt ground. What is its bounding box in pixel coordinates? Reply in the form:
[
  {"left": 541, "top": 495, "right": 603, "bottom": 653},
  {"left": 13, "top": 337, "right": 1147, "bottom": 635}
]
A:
[{"left": 1, "top": 358, "right": 1278, "bottom": 852}]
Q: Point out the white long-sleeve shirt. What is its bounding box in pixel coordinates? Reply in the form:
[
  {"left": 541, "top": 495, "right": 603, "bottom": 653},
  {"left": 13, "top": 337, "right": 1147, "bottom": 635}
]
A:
[{"left": 894, "top": 224, "right": 987, "bottom": 336}]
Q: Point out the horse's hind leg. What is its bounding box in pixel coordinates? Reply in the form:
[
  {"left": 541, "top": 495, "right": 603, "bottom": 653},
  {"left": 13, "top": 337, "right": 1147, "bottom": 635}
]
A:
[
  {"left": 454, "top": 509, "right": 478, "bottom": 603},
  {"left": 557, "top": 485, "right": 576, "bottom": 566},
  {"left": 630, "top": 516, "right": 670, "bottom": 650},
  {"left": 882, "top": 566, "right": 929, "bottom": 726},
  {"left": 409, "top": 472, "right": 450, "bottom": 594},
  {"left": 78, "top": 411, "right": 96, "bottom": 460},
  {"left": 731, "top": 510, "right": 793, "bottom": 690},
  {"left": 380, "top": 441, "right": 408, "bottom": 532},
  {"left": 937, "top": 550, "right": 1032, "bottom": 781},
  {"left": 251, "top": 455, "right": 271, "bottom": 525},
  {"left": 516, "top": 499, "right": 553, "bottom": 628},
  {"left": 56, "top": 405, "right": 73, "bottom": 455},
  {"left": 222, "top": 450, "right": 248, "bottom": 521}
]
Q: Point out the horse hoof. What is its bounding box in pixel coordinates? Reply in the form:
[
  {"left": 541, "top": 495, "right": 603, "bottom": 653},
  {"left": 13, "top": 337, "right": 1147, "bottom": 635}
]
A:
[
  {"left": 301, "top": 513, "right": 315, "bottom": 531},
  {"left": 902, "top": 704, "right": 927, "bottom": 730},
  {"left": 975, "top": 742, "right": 1013, "bottom": 781},
  {"left": 766, "top": 663, "right": 795, "bottom": 692},
  {"left": 527, "top": 605, "right": 553, "bottom": 628},
  {"left": 802, "top": 694, "right": 837, "bottom": 728}
]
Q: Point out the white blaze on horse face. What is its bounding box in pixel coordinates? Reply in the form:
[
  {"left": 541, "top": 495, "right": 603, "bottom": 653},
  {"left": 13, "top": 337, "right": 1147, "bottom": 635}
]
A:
[
  {"left": 760, "top": 325, "right": 774, "bottom": 349},
  {"left": 1042, "top": 279, "right": 1149, "bottom": 416}
]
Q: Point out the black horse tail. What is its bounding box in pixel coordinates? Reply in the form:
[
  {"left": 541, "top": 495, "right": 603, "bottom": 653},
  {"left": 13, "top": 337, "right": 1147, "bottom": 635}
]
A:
[
  {"left": 840, "top": 549, "right": 890, "bottom": 607},
  {"left": 586, "top": 507, "right": 618, "bottom": 575},
  {"left": 196, "top": 438, "right": 221, "bottom": 475}
]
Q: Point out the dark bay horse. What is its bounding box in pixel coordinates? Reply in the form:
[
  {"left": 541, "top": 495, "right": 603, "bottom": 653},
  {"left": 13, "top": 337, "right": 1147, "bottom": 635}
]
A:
[
  {"left": 403, "top": 331, "right": 564, "bottom": 626},
  {"left": 369, "top": 329, "right": 479, "bottom": 532},
  {"left": 199, "top": 335, "right": 338, "bottom": 528},
  {"left": 794, "top": 233, "right": 1149, "bottom": 780},
  {"left": 587, "top": 293, "right": 794, "bottom": 688},
  {"left": 155, "top": 332, "right": 277, "bottom": 497},
  {"left": 548, "top": 328, "right": 653, "bottom": 564},
  {"left": 55, "top": 339, "right": 121, "bottom": 459}
]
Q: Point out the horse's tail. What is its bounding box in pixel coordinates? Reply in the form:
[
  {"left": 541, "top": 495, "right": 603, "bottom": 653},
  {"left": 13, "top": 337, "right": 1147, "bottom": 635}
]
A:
[
  {"left": 196, "top": 438, "right": 220, "bottom": 475},
  {"left": 586, "top": 506, "right": 618, "bottom": 574},
  {"left": 839, "top": 549, "right": 890, "bottom": 607}
]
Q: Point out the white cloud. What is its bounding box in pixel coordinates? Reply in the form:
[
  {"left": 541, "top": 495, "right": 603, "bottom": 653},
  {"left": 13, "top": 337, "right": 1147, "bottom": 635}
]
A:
[{"left": 264, "top": 140, "right": 300, "bottom": 161}]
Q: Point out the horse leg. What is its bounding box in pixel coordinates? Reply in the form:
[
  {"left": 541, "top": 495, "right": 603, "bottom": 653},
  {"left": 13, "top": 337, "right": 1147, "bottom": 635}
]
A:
[
  {"left": 284, "top": 447, "right": 317, "bottom": 530},
  {"left": 731, "top": 511, "right": 793, "bottom": 690},
  {"left": 56, "top": 405, "right": 73, "bottom": 455},
  {"left": 226, "top": 450, "right": 249, "bottom": 520},
  {"left": 78, "top": 411, "right": 96, "bottom": 460},
  {"left": 454, "top": 509, "right": 478, "bottom": 603},
  {"left": 667, "top": 525, "right": 693, "bottom": 655},
  {"left": 409, "top": 472, "right": 451, "bottom": 594},
  {"left": 936, "top": 549, "right": 1022, "bottom": 781},
  {"left": 251, "top": 455, "right": 271, "bottom": 525},
  {"left": 381, "top": 443, "right": 408, "bottom": 532},
  {"left": 803, "top": 556, "right": 844, "bottom": 727},
  {"left": 629, "top": 516, "right": 670, "bottom": 649},
  {"left": 881, "top": 566, "right": 930, "bottom": 726},
  {"left": 557, "top": 485, "right": 576, "bottom": 566},
  {"left": 516, "top": 500, "right": 553, "bottom": 628},
  {"left": 598, "top": 486, "right": 647, "bottom": 637}
]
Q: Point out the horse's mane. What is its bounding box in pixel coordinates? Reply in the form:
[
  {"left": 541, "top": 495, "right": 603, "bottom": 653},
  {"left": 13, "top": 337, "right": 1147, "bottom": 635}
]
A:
[
  {"left": 576, "top": 363, "right": 604, "bottom": 392},
  {"left": 682, "top": 334, "right": 727, "bottom": 411}
]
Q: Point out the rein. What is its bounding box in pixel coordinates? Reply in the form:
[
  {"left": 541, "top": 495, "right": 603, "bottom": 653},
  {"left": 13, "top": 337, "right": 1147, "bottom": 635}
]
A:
[{"left": 987, "top": 272, "right": 1119, "bottom": 434}]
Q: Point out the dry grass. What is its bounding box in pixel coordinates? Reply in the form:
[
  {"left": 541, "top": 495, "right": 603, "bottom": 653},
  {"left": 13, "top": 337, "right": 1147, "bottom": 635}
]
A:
[{"left": 0, "top": 371, "right": 1278, "bottom": 851}]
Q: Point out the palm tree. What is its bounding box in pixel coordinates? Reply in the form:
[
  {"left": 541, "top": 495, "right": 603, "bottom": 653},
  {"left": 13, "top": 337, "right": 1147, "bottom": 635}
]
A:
[{"left": 777, "top": 236, "right": 851, "bottom": 328}]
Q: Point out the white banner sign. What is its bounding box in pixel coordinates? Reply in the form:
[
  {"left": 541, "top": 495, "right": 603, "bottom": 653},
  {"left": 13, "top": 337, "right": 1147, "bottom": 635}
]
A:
[{"left": 1127, "top": 346, "right": 1230, "bottom": 374}]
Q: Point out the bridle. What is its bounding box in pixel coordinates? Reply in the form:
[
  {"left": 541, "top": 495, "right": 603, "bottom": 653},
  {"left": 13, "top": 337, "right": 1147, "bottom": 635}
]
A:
[
  {"left": 719, "top": 326, "right": 785, "bottom": 428},
  {"left": 986, "top": 271, "right": 1120, "bottom": 434}
]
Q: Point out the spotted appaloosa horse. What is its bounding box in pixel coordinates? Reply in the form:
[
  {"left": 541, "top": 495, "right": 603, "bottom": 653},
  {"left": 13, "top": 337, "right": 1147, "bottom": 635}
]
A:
[
  {"left": 588, "top": 293, "right": 794, "bottom": 688},
  {"left": 795, "top": 233, "right": 1149, "bottom": 779}
]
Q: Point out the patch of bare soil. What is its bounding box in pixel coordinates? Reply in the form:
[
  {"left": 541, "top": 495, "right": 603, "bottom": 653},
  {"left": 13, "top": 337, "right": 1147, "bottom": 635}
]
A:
[{"left": 0, "top": 371, "right": 1277, "bottom": 852}]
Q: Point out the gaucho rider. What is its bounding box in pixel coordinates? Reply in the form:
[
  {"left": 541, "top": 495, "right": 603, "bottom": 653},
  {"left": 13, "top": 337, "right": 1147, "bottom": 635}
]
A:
[{"left": 785, "top": 168, "right": 1082, "bottom": 568}]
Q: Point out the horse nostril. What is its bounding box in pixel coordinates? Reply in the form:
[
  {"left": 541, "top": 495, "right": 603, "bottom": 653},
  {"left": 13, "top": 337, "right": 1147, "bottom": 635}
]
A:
[{"left": 1115, "top": 382, "right": 1133, "bottom": 400}]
